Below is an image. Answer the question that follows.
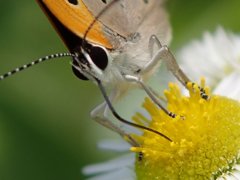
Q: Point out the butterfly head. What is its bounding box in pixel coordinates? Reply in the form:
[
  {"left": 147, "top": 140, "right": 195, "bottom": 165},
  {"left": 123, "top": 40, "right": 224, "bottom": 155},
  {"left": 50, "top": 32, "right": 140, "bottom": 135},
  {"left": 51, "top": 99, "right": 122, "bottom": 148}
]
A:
[{"left": 71, "top": 43, "right": 110, "bottom": 81}]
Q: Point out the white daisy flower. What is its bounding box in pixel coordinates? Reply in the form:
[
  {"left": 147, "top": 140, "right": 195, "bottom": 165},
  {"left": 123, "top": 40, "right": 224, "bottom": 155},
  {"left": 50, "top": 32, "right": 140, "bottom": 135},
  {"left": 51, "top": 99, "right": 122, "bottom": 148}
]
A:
[{"left": 83, "top": 28, "right": 240, "bottom": 180}]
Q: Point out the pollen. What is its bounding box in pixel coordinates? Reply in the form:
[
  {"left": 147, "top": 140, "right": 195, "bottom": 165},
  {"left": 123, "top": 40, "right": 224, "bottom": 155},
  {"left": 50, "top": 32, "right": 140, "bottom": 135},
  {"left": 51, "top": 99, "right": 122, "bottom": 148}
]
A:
[{"left": 131, "top": 79, "right": 240, "bottom": 179}]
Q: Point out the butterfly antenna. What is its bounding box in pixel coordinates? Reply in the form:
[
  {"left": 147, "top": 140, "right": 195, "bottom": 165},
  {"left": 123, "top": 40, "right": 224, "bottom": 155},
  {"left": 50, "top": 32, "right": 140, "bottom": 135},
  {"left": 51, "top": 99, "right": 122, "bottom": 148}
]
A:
[
  {"left": 82, "top": 0, "right": 120, "bottom": 45},
  {"left": 0, "top": 52, "right": 76, "bottom": 81}
]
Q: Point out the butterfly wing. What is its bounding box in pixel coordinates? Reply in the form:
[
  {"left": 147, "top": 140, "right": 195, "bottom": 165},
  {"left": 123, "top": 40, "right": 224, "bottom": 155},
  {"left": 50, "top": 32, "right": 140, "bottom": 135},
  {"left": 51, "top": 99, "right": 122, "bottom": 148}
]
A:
[
  {"left": 37, "top": 0, "right": 113, "bottom": 49},
  {"left": 82, "top": 0, "right": 171, "bottom": 48},
  {"left": 83, "top": 0, "right": 163, "bottom": 37},
  {"left": 37, "top": 0, "right": 170, "bottom": 50}
]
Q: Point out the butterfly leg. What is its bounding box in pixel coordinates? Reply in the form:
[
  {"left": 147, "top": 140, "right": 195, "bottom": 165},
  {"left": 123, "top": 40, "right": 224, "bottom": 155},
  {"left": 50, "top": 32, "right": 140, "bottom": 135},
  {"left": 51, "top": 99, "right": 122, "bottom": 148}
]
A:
[
  {"left": 90, "top": 87, "right": 139, "bottom": 146},
  {"left": 143, "top": 35, "right": 209, "bottom": 100},
  {"left": 124, "top": 74, "right": 177, "bottom": 118},
  {"left": 144, "top": 35, "right": 190, "bottom": 86}
]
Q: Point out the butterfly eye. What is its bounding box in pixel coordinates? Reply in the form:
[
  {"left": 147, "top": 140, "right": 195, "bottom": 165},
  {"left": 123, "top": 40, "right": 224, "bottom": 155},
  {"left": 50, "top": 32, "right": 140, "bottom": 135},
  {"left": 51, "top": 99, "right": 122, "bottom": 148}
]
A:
[
  {"left": 89, "top": 45, "right": 108, "bottom": 71},
  {"left": 67, "top": 0, "right": 78, "bottom": 5}
]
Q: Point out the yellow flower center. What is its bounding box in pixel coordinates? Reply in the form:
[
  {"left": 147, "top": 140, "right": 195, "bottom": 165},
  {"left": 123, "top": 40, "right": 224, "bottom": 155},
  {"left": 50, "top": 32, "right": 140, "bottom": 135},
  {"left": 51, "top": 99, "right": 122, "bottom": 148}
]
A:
[{"left": 131, "top": 80, "right": 240, "bottom": 180}]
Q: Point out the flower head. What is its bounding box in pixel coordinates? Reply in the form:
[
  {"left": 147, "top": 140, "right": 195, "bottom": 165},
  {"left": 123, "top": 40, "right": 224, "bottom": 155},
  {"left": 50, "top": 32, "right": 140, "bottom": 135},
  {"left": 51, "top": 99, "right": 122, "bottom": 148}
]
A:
[{"left": 133, "top": 79, "right": 240, "bottom": 179}]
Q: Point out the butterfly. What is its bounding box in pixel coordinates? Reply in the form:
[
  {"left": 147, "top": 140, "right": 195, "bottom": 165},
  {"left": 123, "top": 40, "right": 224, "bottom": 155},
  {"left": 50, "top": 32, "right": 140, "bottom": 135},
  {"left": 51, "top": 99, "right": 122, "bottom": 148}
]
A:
[{"left": 1, "top": 0, "right": 207, "bottom": 145}]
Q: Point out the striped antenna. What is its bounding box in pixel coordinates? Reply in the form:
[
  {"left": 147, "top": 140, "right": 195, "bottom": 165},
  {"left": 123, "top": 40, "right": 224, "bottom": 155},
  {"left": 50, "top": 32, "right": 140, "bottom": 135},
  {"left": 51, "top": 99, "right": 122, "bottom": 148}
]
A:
[{"left": 0, "top": 52, "right": 76, "bottom": 81}]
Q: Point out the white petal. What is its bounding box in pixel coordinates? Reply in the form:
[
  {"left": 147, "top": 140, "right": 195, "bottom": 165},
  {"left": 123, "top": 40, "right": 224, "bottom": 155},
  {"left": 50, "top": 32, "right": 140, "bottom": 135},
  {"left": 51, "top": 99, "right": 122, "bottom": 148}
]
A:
[
  {"left": 231, "top": 170, "right": 240, "bottom": 179},
  {"left": 224, "top": 173, "right": 239, "bottom": 180},
  {"left": 213, "top": 72, "right": 240, "bottom": 100},
  {"left": 82, "top": 153, "right": 135, "bottom": 175},
  {"left": 234, "top": 165, "right": 240, "bottom": 171},
  {"left": 97, "top": 139, "right": 131, "bottom": 152},
  {"left": 178, "top": 27, "right": 240, "bottom": 88},
  {"left": 86, "top": 168, "right": 135, "bottom": 180}
]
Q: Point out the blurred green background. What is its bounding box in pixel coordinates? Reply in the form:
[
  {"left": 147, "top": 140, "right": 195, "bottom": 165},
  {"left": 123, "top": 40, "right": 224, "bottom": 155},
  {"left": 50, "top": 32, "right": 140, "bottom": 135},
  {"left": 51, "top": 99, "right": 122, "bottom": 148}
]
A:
[{"left": 0, "top": 0, "right": 240, "bottom": 179}]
